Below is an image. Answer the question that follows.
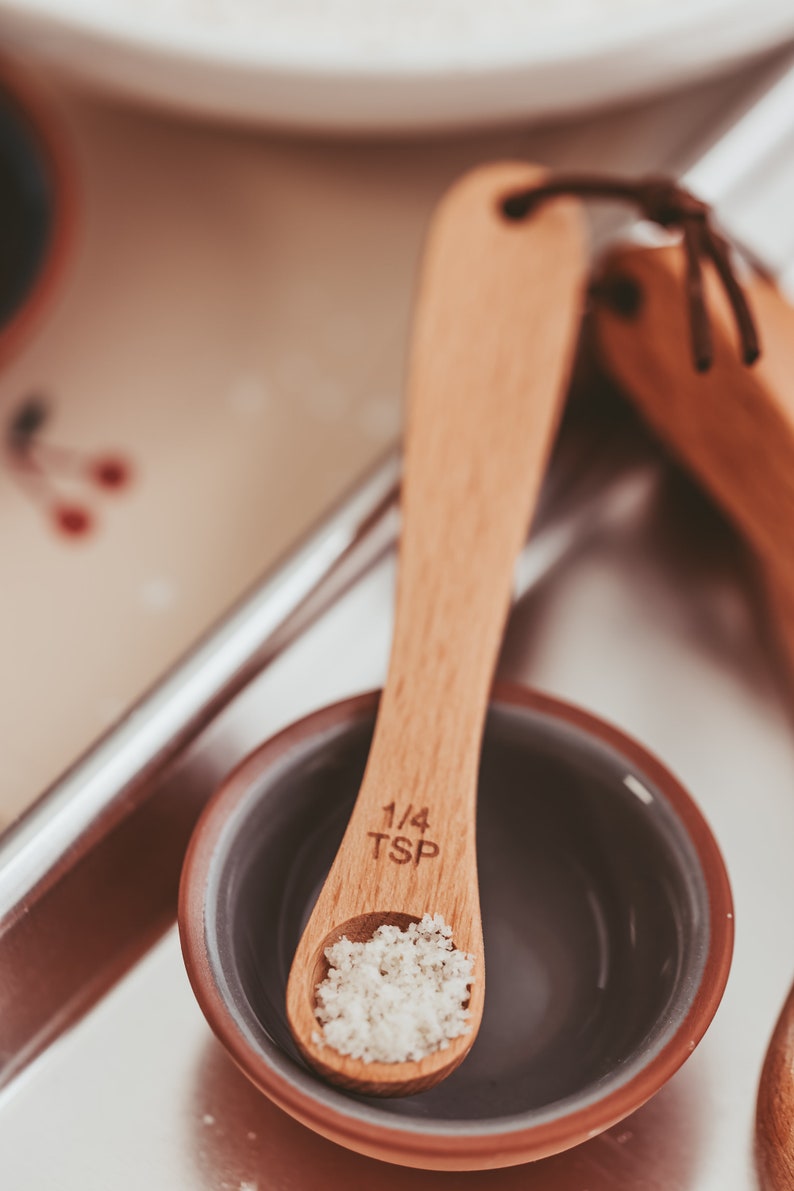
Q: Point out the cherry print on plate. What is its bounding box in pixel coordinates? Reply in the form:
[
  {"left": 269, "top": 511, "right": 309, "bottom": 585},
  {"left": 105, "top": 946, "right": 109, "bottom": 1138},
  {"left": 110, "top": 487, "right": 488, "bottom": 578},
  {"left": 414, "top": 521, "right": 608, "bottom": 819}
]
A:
[{"left": 3, "top": 393, "right": 134, "bottom": 541}]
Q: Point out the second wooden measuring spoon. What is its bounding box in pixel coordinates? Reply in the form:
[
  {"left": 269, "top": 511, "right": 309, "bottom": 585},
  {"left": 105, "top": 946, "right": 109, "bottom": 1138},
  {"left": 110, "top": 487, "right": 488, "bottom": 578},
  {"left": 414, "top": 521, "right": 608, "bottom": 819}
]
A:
[
  {"left": 285, "top": 162, "right": 588, "bottom": 1097},
  {"left": 592, "top": 215, "right": 794, "bottom": 1191}
]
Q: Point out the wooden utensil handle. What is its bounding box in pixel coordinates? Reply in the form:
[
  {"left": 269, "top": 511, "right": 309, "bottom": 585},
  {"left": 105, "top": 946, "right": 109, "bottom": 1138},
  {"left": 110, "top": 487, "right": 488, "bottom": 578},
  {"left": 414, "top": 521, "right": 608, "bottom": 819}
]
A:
[
  {"left": 757, "top": 980, "right": 794, "bottom": 1191},
  {"left": 593, "top": 243, "right": 794, "bottom": 668},
  {"left": 372, "top": 163, "right": 587, "bottom": 787},
  {"left": 593, "top": 243, "right": 794, "bottom": 573},
  {"left": 593, "top": 243, "right": 794, "bottom": 1191}
]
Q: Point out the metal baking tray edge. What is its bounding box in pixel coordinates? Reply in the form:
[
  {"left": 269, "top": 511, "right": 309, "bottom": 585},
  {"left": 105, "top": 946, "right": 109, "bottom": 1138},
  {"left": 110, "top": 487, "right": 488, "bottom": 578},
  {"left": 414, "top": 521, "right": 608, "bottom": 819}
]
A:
[
  {"left": 0, "top": 387, "right": 649, "bottom": 1088},
  {"left": 0, "top": 446, "right": 400, "bottom": 1085}
]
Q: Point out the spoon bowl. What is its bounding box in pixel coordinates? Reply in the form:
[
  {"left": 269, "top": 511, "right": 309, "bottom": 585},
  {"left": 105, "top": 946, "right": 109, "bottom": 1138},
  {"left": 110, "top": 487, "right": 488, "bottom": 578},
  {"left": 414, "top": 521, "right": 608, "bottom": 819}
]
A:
[{"left": 287, "top": 911, "right": 482, "bottom": 1097}]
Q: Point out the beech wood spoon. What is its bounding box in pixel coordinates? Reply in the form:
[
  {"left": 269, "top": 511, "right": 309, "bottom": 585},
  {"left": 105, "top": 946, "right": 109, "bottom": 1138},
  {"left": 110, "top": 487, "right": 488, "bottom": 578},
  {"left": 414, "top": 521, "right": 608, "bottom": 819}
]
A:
[
  {"left": 285, "top": 162, "right": 587, "bottom": 1098},
  {"left": 592, "top": 243, "right": 794, "bottom": 1189}
]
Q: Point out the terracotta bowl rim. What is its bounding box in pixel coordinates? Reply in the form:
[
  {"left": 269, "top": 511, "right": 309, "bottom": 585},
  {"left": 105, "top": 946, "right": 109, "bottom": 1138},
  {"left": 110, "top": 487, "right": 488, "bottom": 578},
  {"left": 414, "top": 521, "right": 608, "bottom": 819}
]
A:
[{"left": 179, "top": 681, "right": 734, "bottom": 1168}]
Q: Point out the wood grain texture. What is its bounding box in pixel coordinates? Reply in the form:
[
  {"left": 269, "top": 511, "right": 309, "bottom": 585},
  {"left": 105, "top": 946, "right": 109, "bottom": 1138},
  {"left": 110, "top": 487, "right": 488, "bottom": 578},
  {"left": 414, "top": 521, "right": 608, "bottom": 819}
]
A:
[
  {"left": 593, "top": 243, "right": 794, "bottom": 1190},
  {"left": 757, "top": 982, "right": 794, "bottom": 1191},
  {"left": 286, "top": 161, "right": 588, "bottom": 1097},
  {"left": 593, "top": 244, "right": 794, "bottom": 602}
]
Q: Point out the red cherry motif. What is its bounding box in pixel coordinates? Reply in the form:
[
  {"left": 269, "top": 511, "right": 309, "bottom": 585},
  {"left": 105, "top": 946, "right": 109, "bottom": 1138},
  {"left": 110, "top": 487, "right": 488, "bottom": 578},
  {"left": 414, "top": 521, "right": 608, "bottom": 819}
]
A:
[
  {"left": 4, "top": 396, "right": 134, "bottom": 540},
  {"left": 54, "top": 504, "right": 92, "bottom": 537},
  {"left": 89, "top": 455, "right": 131, "bottom": 491}
]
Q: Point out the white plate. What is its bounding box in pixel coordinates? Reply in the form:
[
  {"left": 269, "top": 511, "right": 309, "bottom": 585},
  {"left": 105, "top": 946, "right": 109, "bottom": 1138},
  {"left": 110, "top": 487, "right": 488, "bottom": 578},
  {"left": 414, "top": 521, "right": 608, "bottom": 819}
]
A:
[{"left": 1, "top": 0, "right": 793, "bottom": 131}]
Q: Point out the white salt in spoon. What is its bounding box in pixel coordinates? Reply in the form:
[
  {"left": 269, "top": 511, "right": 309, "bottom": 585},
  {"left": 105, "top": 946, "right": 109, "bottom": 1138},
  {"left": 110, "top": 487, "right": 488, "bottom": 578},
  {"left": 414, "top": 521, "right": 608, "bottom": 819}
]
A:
[{"left": 286, "top": 162, "right": 588, "bottom": 1097}]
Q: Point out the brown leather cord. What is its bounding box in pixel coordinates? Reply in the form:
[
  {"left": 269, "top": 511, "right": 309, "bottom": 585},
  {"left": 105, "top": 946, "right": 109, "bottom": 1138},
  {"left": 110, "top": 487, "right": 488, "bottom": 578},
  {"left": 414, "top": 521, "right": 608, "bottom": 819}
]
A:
[{"left": 501, "top": 174, "right": 760, "bottom": 373}]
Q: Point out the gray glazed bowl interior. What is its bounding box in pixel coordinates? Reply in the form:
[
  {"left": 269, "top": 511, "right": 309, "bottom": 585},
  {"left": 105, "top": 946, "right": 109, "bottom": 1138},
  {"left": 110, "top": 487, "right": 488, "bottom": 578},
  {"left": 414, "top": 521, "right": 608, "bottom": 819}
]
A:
[{"left": 193, "top": 690, "right": 726, "bottom": 1138}]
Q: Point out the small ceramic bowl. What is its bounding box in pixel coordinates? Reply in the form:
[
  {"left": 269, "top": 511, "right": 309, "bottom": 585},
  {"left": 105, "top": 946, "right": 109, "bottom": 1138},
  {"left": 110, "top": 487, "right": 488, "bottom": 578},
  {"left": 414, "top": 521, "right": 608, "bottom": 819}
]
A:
[{"left": 179, "top": 683, "right": 733, "bottom": 1171}]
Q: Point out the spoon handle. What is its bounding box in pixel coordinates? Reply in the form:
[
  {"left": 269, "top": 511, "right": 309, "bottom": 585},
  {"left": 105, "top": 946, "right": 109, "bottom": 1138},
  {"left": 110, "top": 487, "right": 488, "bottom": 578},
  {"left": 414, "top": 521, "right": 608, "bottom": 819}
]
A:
[
  {"left": 295, "top": 164, "right": 587, "bottom": 951},
  {"left": 757, "top": 979, "right": 794, "bottom": 1191},
  {"left": 593, "top": 243, "right": 794, "bottom": 656},
  {"left": 364, "top": 162, "right": 587, "bottom": 815}
]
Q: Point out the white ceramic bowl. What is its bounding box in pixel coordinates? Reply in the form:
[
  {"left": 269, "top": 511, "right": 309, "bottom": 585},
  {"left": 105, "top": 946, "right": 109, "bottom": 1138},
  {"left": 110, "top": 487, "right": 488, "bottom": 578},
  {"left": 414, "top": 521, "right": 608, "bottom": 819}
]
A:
[{"left": 0, "top": 0, "right": 793, "bottom": 131}]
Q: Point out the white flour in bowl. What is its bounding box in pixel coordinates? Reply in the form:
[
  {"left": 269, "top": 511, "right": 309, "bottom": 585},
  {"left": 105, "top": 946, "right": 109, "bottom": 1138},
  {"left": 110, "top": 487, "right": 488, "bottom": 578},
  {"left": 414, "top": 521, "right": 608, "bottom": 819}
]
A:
[{"left": 313, "top": 913, "right": 474, "bottom": 1064}]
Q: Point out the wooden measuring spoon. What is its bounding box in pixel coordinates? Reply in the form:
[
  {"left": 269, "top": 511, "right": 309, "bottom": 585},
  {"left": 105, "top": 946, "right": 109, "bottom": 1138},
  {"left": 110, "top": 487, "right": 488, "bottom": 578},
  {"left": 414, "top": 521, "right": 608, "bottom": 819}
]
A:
[
  {"left": 285, "top": 162, "right": 588, "bottom": 1098},
  {"left": 592, "top": 243, "right": 794, "bottom": 656},
  {"left": 592, "top": 243, "right": 794, "bottom": 1190}
]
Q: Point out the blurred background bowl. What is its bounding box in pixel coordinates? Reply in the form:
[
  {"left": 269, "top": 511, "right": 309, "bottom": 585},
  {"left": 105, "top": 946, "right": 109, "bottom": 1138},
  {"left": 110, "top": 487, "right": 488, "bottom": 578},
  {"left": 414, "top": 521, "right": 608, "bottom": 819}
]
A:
[
  {"left": 0, "top": 61, "right": 73, "bottom": 364},
  {"left": 0, "top": 0, "right": 792, "bottom": 131}
]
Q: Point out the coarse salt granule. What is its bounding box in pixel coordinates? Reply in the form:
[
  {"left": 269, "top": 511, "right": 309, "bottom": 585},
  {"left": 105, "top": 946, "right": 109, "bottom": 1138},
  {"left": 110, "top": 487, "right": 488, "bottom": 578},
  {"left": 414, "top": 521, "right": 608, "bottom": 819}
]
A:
[{"left": 312, "top": 913, "right": 474, "bottom": 1064}]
